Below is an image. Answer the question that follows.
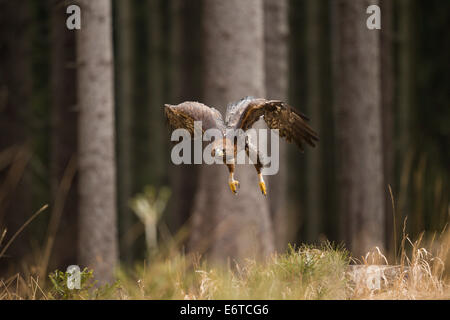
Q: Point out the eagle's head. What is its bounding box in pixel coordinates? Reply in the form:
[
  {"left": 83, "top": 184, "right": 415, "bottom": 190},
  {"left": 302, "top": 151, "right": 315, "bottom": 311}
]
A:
[{"left": 211, "top": 137, "right": 235, "bottom": 163}]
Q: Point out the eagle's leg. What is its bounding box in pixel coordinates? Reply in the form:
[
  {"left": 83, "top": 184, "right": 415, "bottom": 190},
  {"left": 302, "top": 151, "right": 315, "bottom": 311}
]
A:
[
  {"left": 255, "top": 163, "right": 267, "bottom": 196},
  {"left": 245, "top": 139, "right": 267, "bottom": 196},
  {"left": 227, "top": 163, "right": 240, "bottom": 194}
]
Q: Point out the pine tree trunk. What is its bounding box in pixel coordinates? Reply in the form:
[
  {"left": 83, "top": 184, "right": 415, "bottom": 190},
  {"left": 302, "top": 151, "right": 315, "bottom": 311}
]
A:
[
  {"left": 380, "top": 0, "right": 395, "bottom": 255},
  {"left": 48, "top": 0, "right": 78, "bottom": 271},
  {"left": 76, "top": 0, "right": 117, "bottom": 284},
  {"left": 397, "top": 0, "right": 414, "bottom": 233},
  {"left": 332, "top": 0, "right": 385, "bottom": 257},
  {"left": 116, "top": 0, "right": 134, "bottom": 265},
  {"left": 167, "top": 0, "right": 202, "bottom": 233},
  {"left": 305, "top": 0, "right": 323, "bottom": 243},
  {"left": 189, "top": 0, "right": 275, "bottom": 263},
  {"left": 148, "top": 0, "right": 167, "bottom": 187},
  {"left": 263, "top": 0, "right": 290, "bottom": 251}
]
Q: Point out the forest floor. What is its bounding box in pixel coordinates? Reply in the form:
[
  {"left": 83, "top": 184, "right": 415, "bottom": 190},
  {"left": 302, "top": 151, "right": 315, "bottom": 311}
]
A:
[{"left": 1, "top": 234, "right": 449, "bottom": 300}]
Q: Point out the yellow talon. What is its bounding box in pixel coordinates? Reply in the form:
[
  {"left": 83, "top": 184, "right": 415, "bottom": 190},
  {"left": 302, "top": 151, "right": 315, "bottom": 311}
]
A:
[
  {"left": 259, "top": 181, "right": 267, "bottom": 196},
  {"left": 229, "top": 180, "right": 240, "bottom": 194}
]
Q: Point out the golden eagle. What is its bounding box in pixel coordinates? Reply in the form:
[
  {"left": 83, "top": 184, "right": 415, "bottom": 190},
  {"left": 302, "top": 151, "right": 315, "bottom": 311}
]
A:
[{"left": 164, "top": 97, "right": 318, "bottom": 196}]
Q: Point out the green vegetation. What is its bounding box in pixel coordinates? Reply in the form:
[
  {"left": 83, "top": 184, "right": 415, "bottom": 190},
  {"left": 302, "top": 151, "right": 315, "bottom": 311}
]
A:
[
  {"left": 1, "top": 238, "right": 448, "bottom": 300},
  {"left": 48, "top": 268, "right": 119, "bottom": 300},
  {"left": 118, "top": 243, "right": 350, "bottom": 300}
]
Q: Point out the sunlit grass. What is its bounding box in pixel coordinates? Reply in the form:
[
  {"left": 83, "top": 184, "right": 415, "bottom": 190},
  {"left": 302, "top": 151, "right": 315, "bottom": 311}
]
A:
[
  {"left": 1, "top": 234, "right": 449, "bottom": 300},
  {"left": 1, "top": 192, "right": 449, "bottom": 300},
  {"left": 116, "top": 242, "right": 350, "bottom": 300}
]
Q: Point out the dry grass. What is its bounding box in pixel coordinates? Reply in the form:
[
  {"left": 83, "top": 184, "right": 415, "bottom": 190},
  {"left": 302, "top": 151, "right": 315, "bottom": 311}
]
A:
[
  {"left": 347, "top": 230, "right": 450, "bottom": 299},
  {"left": 117, "top": 243, "right": 350, "bottom": 300},
  {"left": 1, "top": 189, "right": 449, "bottom": 299},
  {"left": 1, "top": 231, "right": 449, "bottom": 300}
]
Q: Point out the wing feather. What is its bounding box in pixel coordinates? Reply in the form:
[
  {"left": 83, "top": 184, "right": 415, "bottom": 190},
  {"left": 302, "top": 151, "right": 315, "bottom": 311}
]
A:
[
  {"left": 164, "top": 101, "right": 225, "bottom": 137},
  {"left": 233, "top": 98, "right": 319, "bottom": 151}
]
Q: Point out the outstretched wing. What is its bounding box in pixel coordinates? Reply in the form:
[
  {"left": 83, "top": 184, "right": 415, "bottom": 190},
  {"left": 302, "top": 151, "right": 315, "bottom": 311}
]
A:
[
  {"left": 164, "top": 101, "right": 225, "bottom": 136},
  {"left": 227, "top": 97, "right": 319, "bottom": 151}
]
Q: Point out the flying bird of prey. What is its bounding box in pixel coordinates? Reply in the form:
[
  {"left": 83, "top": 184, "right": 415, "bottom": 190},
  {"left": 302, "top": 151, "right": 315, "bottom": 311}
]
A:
[{"left": 164, "top": 96, "right": 318, "bottom": 196}]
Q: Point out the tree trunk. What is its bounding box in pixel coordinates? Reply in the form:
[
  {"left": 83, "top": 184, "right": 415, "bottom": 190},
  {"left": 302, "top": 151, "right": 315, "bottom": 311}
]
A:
[
  {"left": 332, "top": 0, "right": 385, "bottom": 258},
  {"left": 115, "top": 0, "right": 134, "bottom": 265},
  {"left": 76, "top": 0, "right": 117, "bottom": 284},
  {"left": 47, "top": 0, "right": 78, "bottom": 271},
  {"left": 305, "top": 0, "right": 323, "bottom": 243},
  {"left": 263, "top": 0, "right": 290, "bottom": 252},
  {"left": 288, "top": 0, "right": 308, "bottom": 244},
  {"left": 397, "top": 0, "right": 414, "bottom": 235},
  {"left": 380, "top": 0, "right": 395, "bottom": 256},
  {"left": 189, "top": 0, "right": 275, "bottom": 263},
  {"left": 148, "top": 0, "right": 167, "bottom": 188},
  {"left": 167, "top": 0, "right": 202, "bottom": 234}
]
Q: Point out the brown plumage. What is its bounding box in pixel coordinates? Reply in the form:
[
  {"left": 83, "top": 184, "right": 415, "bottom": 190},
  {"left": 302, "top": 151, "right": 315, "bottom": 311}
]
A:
[
  {"left": 164, "top": 97, "right": 319, "bottom": 195},
  {"left": 233, "top": 98, "right": 318, "bottom": 152},
  {"left": 164, "top": 101, "right": 226, "bottom": 136}
]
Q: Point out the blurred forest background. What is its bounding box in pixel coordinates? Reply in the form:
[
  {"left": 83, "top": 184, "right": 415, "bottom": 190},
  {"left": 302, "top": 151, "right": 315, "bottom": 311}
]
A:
[{"left": 0, "top": 0, "right": 449, "bottom": 285}]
